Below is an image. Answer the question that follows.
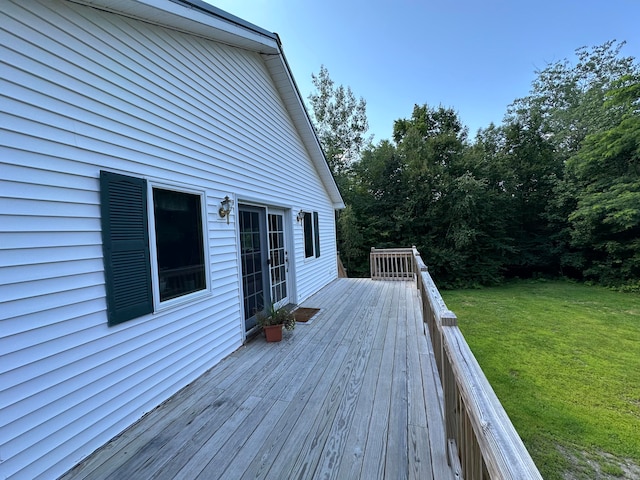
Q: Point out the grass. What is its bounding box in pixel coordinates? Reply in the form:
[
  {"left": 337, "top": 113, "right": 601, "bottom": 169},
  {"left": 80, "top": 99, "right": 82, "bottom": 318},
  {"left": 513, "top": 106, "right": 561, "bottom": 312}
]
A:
[{"left": 441, "top": 280, "right": 640, "bottom": 480}]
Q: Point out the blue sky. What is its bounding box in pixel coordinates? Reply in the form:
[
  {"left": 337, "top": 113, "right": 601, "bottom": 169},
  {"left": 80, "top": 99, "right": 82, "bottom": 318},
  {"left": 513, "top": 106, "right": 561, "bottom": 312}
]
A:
[{"left": 207, "top": 0, "right": 640, "bottom": 143}]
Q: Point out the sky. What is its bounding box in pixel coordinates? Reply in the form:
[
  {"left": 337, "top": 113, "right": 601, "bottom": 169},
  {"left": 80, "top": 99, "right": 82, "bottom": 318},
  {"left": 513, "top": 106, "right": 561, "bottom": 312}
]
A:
[{"left": 206, "top": 0, "right": 640, "bottom": 143}]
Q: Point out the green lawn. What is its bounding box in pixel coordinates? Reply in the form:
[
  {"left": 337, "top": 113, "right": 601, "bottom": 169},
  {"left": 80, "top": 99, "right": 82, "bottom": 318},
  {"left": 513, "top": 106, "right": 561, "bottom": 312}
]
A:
[{"left": 442, "top": 280, "right": 640, "bottom": 479}]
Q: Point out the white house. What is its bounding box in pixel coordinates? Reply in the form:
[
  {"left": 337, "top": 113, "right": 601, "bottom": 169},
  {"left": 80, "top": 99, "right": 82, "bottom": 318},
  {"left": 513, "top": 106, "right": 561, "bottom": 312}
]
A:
[{"left": 0, "top": 1, "right": 344, "bottom": 478}]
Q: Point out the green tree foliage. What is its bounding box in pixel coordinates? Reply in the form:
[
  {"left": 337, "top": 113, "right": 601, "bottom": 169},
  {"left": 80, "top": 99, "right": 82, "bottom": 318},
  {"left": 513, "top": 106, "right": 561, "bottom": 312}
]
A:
[
  {"left": 336, "top": 204, "right": 363, "bottom": 273},
  {"left": 306, "top": 65, "right": 371, "bottom": 273},
  {"left": 500, "top": 112, "right": 562, "bottom": 276},
  {"left": 345, "top": 140, "right": 406, "bottom": 276},
  {"left": 345, "top": 105, "right": 513, "bottom": 286},
  {"left": 308, "top": 65, "right": 370, "bottom": 180},
  {"left": 567, "top": 75, "right": 640, "bottom": 284},
  {"left": 311, "top": 40, "right": 640, "bottom": 288},
  {"left": 509, "top": 40, "right": 636, "bottom": 155},
  {"left": 504, "top": 40, "right": 639, "bottom": 282}
]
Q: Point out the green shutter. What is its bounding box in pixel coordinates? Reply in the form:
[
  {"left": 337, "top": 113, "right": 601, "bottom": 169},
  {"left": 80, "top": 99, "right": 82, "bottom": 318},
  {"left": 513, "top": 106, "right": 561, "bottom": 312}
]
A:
[
  {"left": 100, "top": 171, "right": 153, "bottom": 325},
  {"left": 313, "top": 211, "right": 320, "bottom": 258},
  {"left": 303, "top": 212, "right": 314, "bottom": 258}
]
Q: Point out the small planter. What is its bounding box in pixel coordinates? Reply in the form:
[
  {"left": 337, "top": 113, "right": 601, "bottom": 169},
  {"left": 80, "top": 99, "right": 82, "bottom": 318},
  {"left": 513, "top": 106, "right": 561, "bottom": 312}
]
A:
[
  {"left": 258, "top": 304, "right": 294, "bottom": 343},
  {"left": 263, "top": 324, "right": 283, "bottom": 342}
]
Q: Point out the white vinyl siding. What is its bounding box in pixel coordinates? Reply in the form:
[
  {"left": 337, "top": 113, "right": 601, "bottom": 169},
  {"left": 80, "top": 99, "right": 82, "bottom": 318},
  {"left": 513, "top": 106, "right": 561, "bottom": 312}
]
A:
[{"left": 0, "top": 1, "right": 337, "bottom": 479}]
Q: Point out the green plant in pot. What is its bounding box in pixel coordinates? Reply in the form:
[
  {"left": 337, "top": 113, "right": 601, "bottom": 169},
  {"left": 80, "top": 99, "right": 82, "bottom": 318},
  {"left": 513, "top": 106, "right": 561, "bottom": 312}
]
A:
[{"left": 257, "top": 304, "right": 295, "bottom": 342}]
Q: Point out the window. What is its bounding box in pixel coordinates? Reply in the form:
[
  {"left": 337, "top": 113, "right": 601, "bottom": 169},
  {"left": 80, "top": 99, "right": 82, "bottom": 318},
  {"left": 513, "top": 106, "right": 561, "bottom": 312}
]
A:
[
  {"left": 303, "top": 211, "right": 320, "bottom": 259},
  {"left": 100, "top": 171, "right": 207, "bottom": 325},
  {"left": 152, "top": 188, "right": 206, "bottom": 302},
  {"left": 313, "top": 211, "right": 320, "bottom": 258}
]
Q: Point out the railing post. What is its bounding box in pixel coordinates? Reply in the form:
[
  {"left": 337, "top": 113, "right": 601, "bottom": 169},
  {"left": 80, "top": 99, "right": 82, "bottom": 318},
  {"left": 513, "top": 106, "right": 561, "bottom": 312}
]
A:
[
  {"left": 441, "top": 309, "right": 457, "bottom": 327},
  {"left": 440, "top": 310, "right": 459, "bottom": 472},
  {"left": 412, "top": 246, "right": 427, "bottom": 292},
  {"left": 370, "top": 247, "right": 376, "bottom": 279}
]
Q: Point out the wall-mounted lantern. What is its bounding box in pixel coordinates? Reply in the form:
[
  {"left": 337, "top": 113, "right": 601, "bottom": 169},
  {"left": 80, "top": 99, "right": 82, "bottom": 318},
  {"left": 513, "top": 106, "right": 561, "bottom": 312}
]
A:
[{"left": 219, "top": 195, "right": 234, "bottom": 224}]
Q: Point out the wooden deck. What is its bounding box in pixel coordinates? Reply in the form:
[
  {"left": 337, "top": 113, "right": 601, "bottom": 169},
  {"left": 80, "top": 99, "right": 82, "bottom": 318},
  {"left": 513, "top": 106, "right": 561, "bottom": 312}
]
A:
[{"left": 61, "top": 278, "right": 454, "bottom": 480}]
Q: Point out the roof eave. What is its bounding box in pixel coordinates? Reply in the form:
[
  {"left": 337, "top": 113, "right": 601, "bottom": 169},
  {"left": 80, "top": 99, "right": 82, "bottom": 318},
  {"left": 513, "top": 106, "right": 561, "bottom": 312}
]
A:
[
  {"left": 71, "top": 0, "right": 344, "bottom": 209},
  {"left": 71, "top": 0, "right": 280, "bottom": 54}
]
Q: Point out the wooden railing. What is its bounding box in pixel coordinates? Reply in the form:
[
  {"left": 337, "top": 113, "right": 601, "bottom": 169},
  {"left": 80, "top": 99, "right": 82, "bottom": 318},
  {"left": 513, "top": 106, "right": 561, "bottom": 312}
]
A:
[
  {"left": 337, "top": 252, "right": 348, "bottom": 278},
  {"left": 370, "top": 247, "right": 414, "bottom": 280},
  {"left": 369, "top": 247, "right": 542, "bottom": 480}
]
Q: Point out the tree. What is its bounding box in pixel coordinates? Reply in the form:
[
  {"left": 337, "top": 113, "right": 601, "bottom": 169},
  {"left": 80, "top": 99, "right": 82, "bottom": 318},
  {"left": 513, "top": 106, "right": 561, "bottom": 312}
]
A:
[
  {"left": 567, "top": 74, "right": 640, "bottom": 284},
  {"left": 504, "top": 41, "right": 639, "bottom": 279},
  {"left": 307, "top": 66, "right": 371, "bottom": 276},
  {"left": 327, "top": 104, "right": 516, "bottom": 287},
  {"left": 501, "top": 111, "right": 562, "bottom": 276},
  {"left": 308, "top": 65, "right": 370, "bottom": 179},
  {"left": 336, "top": 204, "right": 363, "bottom": 274},
  {"left": 328, "top": 41, "right": 640, "bottom": 287},
  {"left": 509, "top": 40, "right": 636, "bottom": 156},
  {"left": 391, "top": 105, "right": 509, "bottom": 287},
  {"left": 344, "top": 140, "right": 407, "bottom": 276}
]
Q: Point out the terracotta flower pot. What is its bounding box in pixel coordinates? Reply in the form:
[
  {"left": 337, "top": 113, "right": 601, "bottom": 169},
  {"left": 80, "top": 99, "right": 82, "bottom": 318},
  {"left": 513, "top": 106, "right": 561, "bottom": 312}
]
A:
[{"left": 264, "top": 324, "right": 283, "bottom": 342}]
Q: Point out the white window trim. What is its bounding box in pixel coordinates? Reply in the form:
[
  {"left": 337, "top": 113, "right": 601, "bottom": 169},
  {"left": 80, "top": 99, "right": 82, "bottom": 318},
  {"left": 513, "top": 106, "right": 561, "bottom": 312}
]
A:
[{"left": 147, "top": 181, "right": 211, "bottom": 312}]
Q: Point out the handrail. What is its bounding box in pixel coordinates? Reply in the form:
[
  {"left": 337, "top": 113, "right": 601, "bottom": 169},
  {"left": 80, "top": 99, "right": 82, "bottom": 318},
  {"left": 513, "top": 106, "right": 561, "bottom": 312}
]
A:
[{"left": 371, "top": 247, "right": 542, "bottom": 480}]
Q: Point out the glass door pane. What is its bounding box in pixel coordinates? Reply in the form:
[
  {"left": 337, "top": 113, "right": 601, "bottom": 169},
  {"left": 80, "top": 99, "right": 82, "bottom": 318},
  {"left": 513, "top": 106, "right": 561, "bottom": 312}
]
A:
[
  {"left": 239, "top": 206, "right": 268, "bottom": 330},
  {"left": 268, "top": 212, "right": 288, "bottom": 307}
]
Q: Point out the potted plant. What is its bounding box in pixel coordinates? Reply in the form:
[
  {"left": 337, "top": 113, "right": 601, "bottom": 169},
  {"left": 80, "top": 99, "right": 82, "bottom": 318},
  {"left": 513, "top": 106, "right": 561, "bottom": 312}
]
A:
[{"left": 257, "top": 304, "right": 296, "bottom": 342}]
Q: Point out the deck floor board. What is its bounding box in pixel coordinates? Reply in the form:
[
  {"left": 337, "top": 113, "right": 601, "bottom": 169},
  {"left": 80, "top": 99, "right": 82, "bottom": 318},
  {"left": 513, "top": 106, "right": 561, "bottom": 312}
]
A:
[{"left": 61, "top": 278, "right": 453, "bottom": 480}]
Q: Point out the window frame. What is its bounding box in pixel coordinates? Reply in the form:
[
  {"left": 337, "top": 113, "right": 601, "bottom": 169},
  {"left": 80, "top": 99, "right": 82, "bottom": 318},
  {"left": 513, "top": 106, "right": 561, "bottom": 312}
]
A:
[{"left": 147, "top": 181, "right": 210, "bottom": 311}]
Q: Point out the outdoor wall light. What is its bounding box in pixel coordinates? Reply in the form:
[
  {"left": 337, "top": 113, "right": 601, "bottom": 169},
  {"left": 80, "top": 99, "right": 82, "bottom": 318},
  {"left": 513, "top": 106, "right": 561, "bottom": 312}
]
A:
[
  {"left": 296, "top": 210, "right": 305, "bottom": 223},
  {"left": 219, "top": 195, "right": 234, "bottom": 224}
]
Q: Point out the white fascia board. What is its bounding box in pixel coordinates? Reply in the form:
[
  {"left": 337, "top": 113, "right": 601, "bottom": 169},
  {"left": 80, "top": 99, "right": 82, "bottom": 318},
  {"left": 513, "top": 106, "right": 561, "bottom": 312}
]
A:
[{"left": 71, "top": 0, "right": 280, "bottom": 54}]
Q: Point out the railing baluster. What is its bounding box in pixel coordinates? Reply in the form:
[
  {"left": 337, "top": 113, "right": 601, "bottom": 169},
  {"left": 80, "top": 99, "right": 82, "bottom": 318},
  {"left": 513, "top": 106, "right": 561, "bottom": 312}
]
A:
[{"left": 371, "top": 247, "right": 415, "bottom": 281}]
